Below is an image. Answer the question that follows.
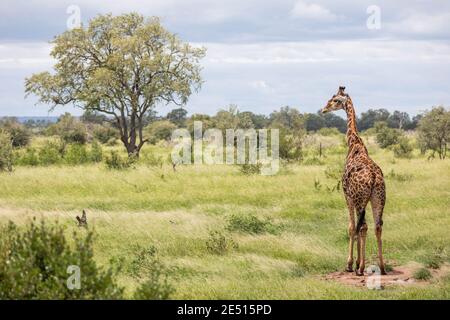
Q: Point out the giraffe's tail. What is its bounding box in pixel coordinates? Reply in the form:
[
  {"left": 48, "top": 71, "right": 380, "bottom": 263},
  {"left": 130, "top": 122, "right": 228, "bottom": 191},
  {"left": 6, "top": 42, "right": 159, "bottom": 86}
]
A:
[{"left": 356, "top": 209, "right": 366, "bottom": 233}]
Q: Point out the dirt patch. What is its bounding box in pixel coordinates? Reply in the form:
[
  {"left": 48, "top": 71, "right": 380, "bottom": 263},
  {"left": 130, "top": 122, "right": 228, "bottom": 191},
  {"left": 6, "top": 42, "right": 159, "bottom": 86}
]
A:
[{"left": 324, "top": 262, "right": 450, "bottom": 289}]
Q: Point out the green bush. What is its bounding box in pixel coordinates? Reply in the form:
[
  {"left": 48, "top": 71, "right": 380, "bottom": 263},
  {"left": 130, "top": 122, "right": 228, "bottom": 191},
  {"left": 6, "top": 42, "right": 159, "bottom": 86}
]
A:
[
  {"left": 278, "top": 128, "right": 303, "bottom": 161},
  {"left": 375, "top": 122, "right": 402, "bottom": 148},
  {"left": 47, "top": 113, "right": 88, "bottom": 144},
  {"left": 64, "top": 144, "right": 88, "bottom": 165},
  {"left": 92, "top": 124, "right": 118, "bottom": 144},
  {"left": 417, "top": 106, "right": 450, "bottom": 159},
  {"left": 15, "top": 147, "right": 39, "bottom": 166},
  {"left": 0, "top": 220, "right": 123, "bottom": 299},
  {"left": 0, "top": 119, "right": 31, "bottom": 147},
  {"left": 89, "top": 141, "right": 103, "bottom": 163},
  {"left": 0, "top": 131, "right": 13, "bottom": 172},
  {"left": 205, "top": 230, "right": 238, "bottom": 255},
  {"left": 128, "top": 245, "right": 158, "bottom": 277},
  {"left": 145, "top": 120, "right": 177, "bottom": 144},
  {"left": 393, "top": 136, "right": 413, "bottom": 158},
  {"left": 413, "top": 268, "right": 432, "bottom": 281},
  {"left": 128, "top": 245, "right": 174, "bottom": 300},
  {"left": 133, "top": 269, "right": 174, "bottom": 300},
  {"left": 39, "top": 142, "right": 63, "bottom": 165},
  {"left": 105, "top": 150, "right": 132, "bottom": 170},
  {"left": 226, "top": 214, "right": 278, "bottom": 234}
]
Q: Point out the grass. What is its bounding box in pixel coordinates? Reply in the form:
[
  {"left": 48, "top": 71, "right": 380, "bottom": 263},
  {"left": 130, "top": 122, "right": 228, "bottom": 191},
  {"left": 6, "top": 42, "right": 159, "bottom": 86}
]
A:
[{"left": 0, "top": 135, "right": 450, "bottom": 299}]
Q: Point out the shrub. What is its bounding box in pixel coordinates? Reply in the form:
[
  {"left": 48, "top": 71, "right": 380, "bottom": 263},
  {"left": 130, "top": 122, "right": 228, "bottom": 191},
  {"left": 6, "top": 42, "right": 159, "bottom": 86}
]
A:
[
  {"left": 226, "top": 214, "right": 278, "bottom": 234},
  {"left": 128, "top": 245, "right": 158, "bottom": 277},
  {"left": 105, "top": 150, "right": 132, "bottom": 170},
  {"left": 375, "top": 122, "right": 402, "bottom": 148},
  {"left": 145, "top": 120, "right": 177, "bottom": 144},
  {"left": 205, "top": 230, "right": 238, "bottom": 255},
  {"left": 0, "top": 219, "right": 123, "bottom": 299},
  {"left": 291, "top": 264, "right": 306, "bottom": 277},
  {"left": 393, "top": 136, "right": 413, "bottom": 158},
  {"left": 133, "top": 268, "right": 174, "bottom": 300},
  {"left": 128, "top": 245, "right": 174, "bottom": 300},
  {"left": 0, "top": 131, "right": 13, "bottom": 172},
  {"left": 417, "top": 106, "right": 450, "bottom": 159},
  {"left": 47, "top": 113, "right": 87, "bottom": 144},
  {"left": 89, "top": 141, "right": 103, "bottom": 163},
  {"left": 39, "top": 141, "right": 63, "bottom": 165},
  {"left": 92, "top": 124, "right": 118, "bottom": 144},
  {"left": 0, "top": 119, "right": 31, "bottom": 147},
  {"left": 64, "top": 144, "right": 88, "bottom": 165},
  {"left": 278, "top": 128, "right": 303, "bottom": 161},
  {"left": 413, "top": 268, "right": 432, "bottom": 281},
  {"left": 15, "top": 147, "right": 39, "bottom": 166}
]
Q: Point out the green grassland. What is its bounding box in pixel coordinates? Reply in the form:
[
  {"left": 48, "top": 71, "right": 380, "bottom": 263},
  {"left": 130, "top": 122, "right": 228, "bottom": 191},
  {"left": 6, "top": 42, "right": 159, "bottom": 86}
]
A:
[{"left": 1, "top": 134, "right": 449, "bottom": 299}]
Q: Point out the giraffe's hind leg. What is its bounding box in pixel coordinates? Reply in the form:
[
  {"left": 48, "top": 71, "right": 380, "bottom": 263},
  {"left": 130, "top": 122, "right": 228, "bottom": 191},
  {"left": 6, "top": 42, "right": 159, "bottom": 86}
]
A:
[
  {"left": 355, "top": 207, "right": 368, "bottom": 276},
  {"left": 371, "top": 188, "right": 386, "bottom": 275},
  {"left": 345, "top": 201, "right": 356, "bottom": 272}
]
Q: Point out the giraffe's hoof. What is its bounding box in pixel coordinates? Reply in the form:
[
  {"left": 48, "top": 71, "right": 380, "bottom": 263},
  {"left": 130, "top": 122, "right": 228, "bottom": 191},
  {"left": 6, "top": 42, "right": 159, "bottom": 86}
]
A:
[
  {"left": 345, "top": 267, "right": 353, "bottom": 272},
  {"left": 355, "top": 270, "right": 364, "bottom": 276},
  {"left": 380, "top": 269, "right": 387, "bottom": 276}
]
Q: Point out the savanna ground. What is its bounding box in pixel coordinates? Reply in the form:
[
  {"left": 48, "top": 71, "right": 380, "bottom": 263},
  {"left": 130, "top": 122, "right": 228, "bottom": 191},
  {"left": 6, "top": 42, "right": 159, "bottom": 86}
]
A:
[{"left": 1, "top": 133, "right": 449, "bottom": 299}]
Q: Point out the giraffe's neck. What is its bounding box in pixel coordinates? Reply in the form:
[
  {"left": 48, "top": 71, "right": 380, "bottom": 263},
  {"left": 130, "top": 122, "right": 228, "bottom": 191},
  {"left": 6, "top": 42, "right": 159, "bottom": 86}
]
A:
[{"left": 344, "top": 99, "right": 366, "bottom": 153}]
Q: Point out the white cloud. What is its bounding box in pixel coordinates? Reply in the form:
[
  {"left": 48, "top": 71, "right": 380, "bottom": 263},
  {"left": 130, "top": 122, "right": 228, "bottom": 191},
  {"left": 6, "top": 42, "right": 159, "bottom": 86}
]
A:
[
  {"left": 387, "top": 12, "right": 450, "bottom": 36},
  {"left": 290, "top": 1, "right": 337, "bottom": 21},
  {"left": 200, "top": 40, "right": 450, "bottom": 66},
  {"left": 250, "top": 80, "right": 268, "bottom": 89},
  {"left": 0, "top": 42, "right": 53, "bottom": 69}
]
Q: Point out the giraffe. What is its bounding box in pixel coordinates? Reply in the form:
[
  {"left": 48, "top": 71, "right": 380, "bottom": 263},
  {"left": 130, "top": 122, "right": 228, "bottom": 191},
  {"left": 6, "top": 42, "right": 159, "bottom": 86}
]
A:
[{"left": 321, "top": 86, "right": 386, "bottom": 276}]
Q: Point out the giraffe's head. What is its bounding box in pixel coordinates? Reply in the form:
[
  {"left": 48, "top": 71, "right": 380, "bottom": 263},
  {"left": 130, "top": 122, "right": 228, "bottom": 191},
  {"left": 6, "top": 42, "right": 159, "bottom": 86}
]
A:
[{"left": 321, "top": 86, "right": 349, "bottom": 114}]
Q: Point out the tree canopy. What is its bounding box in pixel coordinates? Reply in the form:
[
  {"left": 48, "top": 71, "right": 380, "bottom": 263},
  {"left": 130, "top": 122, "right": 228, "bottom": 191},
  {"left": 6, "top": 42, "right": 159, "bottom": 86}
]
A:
[{"left": 25, "top": 13, "right": 205, "bottom": 156}]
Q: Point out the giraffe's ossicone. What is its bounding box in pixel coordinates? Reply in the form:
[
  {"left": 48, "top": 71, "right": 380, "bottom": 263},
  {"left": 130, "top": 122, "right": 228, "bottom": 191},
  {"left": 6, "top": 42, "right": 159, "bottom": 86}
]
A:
[{"left": 321, "top": 86, "right": 386, "bottom": 276}]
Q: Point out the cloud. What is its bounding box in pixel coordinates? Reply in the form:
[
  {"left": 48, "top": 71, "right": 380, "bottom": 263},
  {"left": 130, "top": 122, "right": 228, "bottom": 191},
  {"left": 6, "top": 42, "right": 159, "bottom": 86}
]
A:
[
  {"left": 1, "top": 1, "right": 450, "bottom": 116},
  {"left": 0, "top": 42, "right": 53, "bottom": 69},
  {"left": 290, "top": 1, "right": 337, "bottom": 21},
  {"left": 387, "top": 12, "right": 450, "bottom": 36},
  {"left": 250, "top": 80, "right": 269, "bottom": 89}
]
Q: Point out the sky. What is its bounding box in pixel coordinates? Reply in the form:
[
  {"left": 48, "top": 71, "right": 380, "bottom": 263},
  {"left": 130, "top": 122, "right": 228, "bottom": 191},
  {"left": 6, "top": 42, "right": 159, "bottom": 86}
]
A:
[{"left": 0, "top": 0, "right": 449, "bottom": 117}]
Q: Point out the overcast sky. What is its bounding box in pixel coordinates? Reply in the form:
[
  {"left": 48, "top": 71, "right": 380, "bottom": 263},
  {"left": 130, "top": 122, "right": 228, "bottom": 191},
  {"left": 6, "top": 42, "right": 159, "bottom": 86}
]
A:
[{"left": 0, "top": 0, "right": 449, "bottom": 117}]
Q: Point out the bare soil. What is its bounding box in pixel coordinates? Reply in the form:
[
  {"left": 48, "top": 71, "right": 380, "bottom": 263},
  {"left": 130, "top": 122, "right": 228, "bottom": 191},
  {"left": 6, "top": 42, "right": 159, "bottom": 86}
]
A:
[{"left": 324, "top": 262, "right": 450, "bottom": 289}]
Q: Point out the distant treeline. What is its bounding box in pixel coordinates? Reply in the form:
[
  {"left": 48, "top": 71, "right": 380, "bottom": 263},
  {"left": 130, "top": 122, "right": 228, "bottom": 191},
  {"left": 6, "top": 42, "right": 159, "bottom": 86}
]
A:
[
  {"left": 0, "top": 106, "right": 429, "bottom": 133},
  {"left": 81, "top": 105, "right": 421, "bottom": 132}
]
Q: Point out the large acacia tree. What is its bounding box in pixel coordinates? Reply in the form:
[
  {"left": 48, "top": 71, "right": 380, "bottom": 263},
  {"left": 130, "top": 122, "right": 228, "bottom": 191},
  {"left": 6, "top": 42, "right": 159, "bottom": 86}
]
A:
[{"left": 26, "top": 13, "right": 205, "bottom": 156}]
